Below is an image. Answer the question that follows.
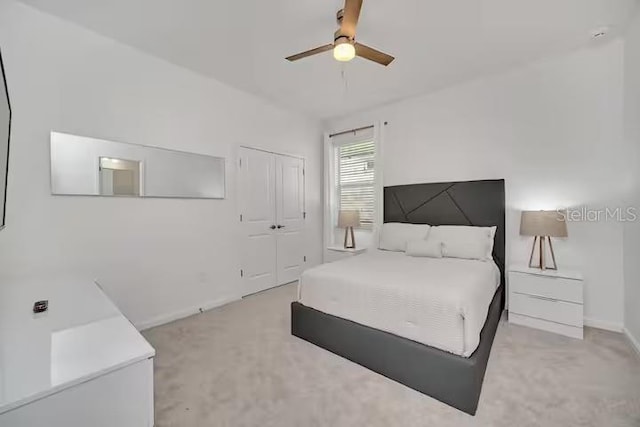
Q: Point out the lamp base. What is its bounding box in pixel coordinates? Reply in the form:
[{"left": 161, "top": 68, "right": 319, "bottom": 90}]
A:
[
  {"left": 528, "top": 236, "right": 558, "bottom": 270},
  {"left": 343, "top": 226, "right": 356, "bottom": 249}
]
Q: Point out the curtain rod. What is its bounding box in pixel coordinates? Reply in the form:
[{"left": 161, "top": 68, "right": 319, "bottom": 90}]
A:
[{"left": 329, "top": 122, "right": 387, "bottom": 138}]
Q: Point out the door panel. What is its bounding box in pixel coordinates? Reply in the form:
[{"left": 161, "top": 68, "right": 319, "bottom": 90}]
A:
[
  {"left": 276, "top": 156, "right": 304, "bottom": 228},
  {"left": 276, "top": 230, "right": 304, "bottom": 284},
  {"left": 275, "top": 155, "right": 305, "bottom": 285},
  {"left": 239, "top": 148, "right": 277, "bottom": 296}
]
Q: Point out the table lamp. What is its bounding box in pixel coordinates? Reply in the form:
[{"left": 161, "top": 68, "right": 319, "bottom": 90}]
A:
[
  {"left": 338, "top": 210, "right": 361, "bottom": 249},
  {"left": 520, "top": 210, "right": 568, "bottom": 270}
]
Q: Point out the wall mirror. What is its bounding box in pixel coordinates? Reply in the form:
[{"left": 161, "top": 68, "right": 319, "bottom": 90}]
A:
[
  {"left": 0, "top": 49, "right": 11, "bottom": 230},
  {"left": 50, "top": 132, "right": 225, "bottom": 199}
]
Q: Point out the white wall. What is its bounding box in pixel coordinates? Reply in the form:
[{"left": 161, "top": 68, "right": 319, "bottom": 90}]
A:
[
  {"left": 327, "top": 40, "right": 628, "bottom": 329},
  {"left": 0, "top": 0, "right": 323, "bottom": 328},
  {"left": 623, "top": 8, "right": 640, "bottom": 350}
]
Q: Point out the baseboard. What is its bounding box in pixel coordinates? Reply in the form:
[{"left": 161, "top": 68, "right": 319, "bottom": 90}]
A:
[
  {"left": 137, "top": 295, "right": 240, "bottom": 331},
  {"left": 583, "top": 317, "right": 624, "bottom": 332},
  {"left": 624, "top": 328, "right": 640, "bottom": 357}
]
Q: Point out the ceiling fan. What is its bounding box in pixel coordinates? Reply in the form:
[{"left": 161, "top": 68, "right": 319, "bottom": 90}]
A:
[{"left": 285, "top": 0, "right": 395, "bottom": 66}]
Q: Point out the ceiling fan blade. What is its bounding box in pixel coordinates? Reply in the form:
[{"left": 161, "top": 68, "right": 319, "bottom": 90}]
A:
[
  {"left": 341, "top": 0, "right": 363, "bottom": 39},
  {"left": 355, "top": 42, "right": 395, "bottom": 66},
  {"left": 286, "top": 44, "right": 334, "bottom": 62}
]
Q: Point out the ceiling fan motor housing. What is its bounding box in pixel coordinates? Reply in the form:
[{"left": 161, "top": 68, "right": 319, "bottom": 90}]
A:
[
  {"left": 334, "top": 32, "right": 354, "bottom": 45},
  {"left": 334, "top": 9, "right": 354, "bottom": 43}
]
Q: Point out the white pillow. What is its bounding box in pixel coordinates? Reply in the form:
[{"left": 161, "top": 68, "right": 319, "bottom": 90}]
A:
[
  {"left": 378, "top": 223, "right": 431, "bottom": 252},
  {"left": 486, "top": 226, "right": 497, "bottom": 259},
  {"left": 428, "top": 225, "right": 497, "bottom": 261},
  {"left": 406, "top": 239, "right": 443, "bottom": 258}
]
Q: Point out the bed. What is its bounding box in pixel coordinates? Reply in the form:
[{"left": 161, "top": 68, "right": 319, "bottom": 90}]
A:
[
  {"left": 298, "top": 251, "right": 500, "bottom": 357},
  {"left": 291, "top": 179, "right": 505, "bottom": 415}
]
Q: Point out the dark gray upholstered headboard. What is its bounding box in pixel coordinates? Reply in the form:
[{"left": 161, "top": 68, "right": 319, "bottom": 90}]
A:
[{"left": 384, "top": 179, "right": 506, "bottom": 299}]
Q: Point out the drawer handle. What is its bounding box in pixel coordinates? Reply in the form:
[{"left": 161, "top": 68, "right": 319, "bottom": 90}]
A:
[
  {"left": 528, "top": 274, "right": 559, "bottom": 280},
  {"left": 528, "top": 294, "right": 559, "bottom": 303}
]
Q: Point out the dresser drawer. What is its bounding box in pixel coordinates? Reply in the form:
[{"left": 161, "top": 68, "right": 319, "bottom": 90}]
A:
[
  {"left": 509, "top": 292, "right": 583, "bottom": 327},
  {"left": 509, "top": 271, "right": 583, "bottom": 304}
]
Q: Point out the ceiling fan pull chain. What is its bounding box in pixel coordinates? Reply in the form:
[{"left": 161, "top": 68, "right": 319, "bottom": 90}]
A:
[{"left": 341, "top": 63, "right": 349, "bottom": 94}]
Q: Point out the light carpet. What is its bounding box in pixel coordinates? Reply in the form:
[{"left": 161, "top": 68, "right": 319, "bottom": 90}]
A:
[{"left": 143, "top": 283, "right": 640, "bottom": 427}]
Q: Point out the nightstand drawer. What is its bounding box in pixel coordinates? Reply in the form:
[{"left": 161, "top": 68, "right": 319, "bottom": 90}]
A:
[
  {"left": 324, "top": 247, "right": 366, "bottom": 263},
  {"left": 509, "top": 272, "right": 583, "bottom": 304},
  {"left": 510, "top": 292, "right": 583, "bottom": 327},
  {"left": 509, "top": 313, "right": 583, "bottom": 339}
]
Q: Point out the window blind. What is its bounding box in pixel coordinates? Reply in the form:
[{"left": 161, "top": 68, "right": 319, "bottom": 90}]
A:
[{"left": 335, "top": 139, "right": 375, "bottom": 228}]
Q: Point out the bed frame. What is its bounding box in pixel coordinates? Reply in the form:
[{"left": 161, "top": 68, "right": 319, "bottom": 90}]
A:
[{"left": 291, "top": 179, "right": 505, "bottom": 415}]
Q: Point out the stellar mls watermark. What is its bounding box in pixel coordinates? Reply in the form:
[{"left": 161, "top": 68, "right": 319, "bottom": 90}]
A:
[{"left": 558, "top": 206, "right": 638, "bottom": 222}]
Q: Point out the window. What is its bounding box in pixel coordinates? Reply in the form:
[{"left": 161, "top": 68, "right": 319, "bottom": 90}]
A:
[{"left": 335, "top": 139, "right": 375, "bottom": 228}]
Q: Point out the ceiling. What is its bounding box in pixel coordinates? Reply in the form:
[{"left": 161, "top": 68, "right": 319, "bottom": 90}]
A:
[{"left": 19, "top": 0, "right": 639, "bottom": 120}]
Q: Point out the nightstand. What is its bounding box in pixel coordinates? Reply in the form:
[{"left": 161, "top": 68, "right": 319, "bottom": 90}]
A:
[
  {"left": 324, "top": 246, "right": 367, "bottom": 263},
  {"left": 508, "top": 265, "right": 584, "bottom": 339}
]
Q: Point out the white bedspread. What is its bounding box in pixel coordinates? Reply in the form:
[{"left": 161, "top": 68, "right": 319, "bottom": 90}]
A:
[{"left": 298, "top": 250, "right": 500, "bottom": 357}]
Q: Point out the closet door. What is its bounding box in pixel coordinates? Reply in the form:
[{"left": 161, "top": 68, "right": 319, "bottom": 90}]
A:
[
  {"left": 238, "top": 147, "right": 277, "bottom": 296},
  {"left": 275, "top": 154, "right": 305, "bottom": 285}
]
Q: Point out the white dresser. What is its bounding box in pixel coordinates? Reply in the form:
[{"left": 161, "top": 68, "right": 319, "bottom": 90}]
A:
[
  {"left": 0, "top": 278, "right": 155, "bottom": 427},
  {"left": 324, "top": 246, "right": 367, "bottom": 263},
  {"left": 508, "top": 265, "right": 584, "bottom": 339}
]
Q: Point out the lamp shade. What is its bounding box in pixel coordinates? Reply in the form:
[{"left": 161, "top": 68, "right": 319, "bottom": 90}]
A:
[
  {"left": 520, "top": 210, "right": 568, "bottom": 237},
  {"left": 338, "top": 210, "right": 361, "bottom": 228}
]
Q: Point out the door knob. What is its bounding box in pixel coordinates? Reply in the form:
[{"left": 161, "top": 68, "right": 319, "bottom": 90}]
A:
[
  {"left": 270, "top": 225, "right": 276, "bottom": 230},
  {"left": 277, "top": 225, "right": 285, "bottom": 229}
]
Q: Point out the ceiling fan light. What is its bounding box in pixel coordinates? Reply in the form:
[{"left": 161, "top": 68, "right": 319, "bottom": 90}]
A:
[{"left": 333, "top": 41, "right": 356, "bottom": 62}]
